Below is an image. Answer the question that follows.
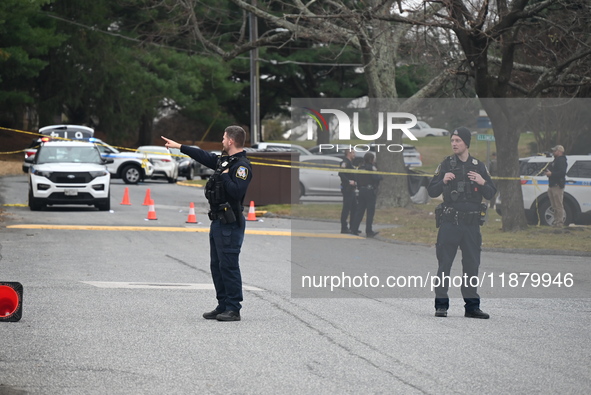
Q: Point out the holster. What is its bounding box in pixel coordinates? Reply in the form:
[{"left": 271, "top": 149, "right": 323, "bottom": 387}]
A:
[
  {"left": 208, "top": 202, "right": 237, "bottom": 224},
  {"left": 435, "top": 203, "right": 444, "bottom": 228},
  {"left": 479, "top": 203, "right": 488, "bottom": 226}
]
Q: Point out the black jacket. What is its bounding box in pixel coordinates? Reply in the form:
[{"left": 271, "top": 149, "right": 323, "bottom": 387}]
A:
[
  {"left": 338, "top": 157, "right": 356, "bottom": 189},
  {"left": 548, "top": 155, "right": 567, "bottom": 188},
  {"left": 180, "top": 145, "right": 252, "bottom": 213},
  {"left": 356, "top": 163, "right": 382, "bottom": 188}
]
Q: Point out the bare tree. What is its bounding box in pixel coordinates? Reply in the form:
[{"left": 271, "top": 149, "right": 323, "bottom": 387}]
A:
[
  {"left": 150, "top": 0, "right": 454, "bottom": 208},
  {"left": 371, "top": 0, "right": 591, "bottom": 230}
]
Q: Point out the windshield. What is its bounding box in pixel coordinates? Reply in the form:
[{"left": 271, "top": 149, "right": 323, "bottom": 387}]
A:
[{"left": 36, "top": 146, "right": 102, "bottom": 164}]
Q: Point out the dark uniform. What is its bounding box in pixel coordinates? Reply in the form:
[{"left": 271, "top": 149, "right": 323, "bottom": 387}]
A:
[
  {"left": 180, "top": 146, "right": 252, "bottom": 313},
  {"left": 350, "top": 161, "right": 382, "bottom": 236},
  {"left": 427, "top": 154, "right": 496, "bottom": 313},
  {"left": 338, "top": 156, "right": 357, "bottom": 233},
  {"left": 546, "top": 147, "right": 567, "bottom": 226}
]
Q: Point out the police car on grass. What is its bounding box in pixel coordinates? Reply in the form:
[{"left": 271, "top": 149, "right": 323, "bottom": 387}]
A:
[
  {"left": 23, "top": 125, "right": 154, "bottom": 184},
  {"left": 25, "top": 139, "right": 113, "bottom": 211},
  {"left": 496, "top": 154, "right": 591, "bottom": 225}
]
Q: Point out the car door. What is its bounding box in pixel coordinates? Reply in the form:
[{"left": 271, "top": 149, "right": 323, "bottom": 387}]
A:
[
  {"left": 94, "top": 141, "right": 120, "bottom": 174},
  {"left": 519, "top": 158, "right": 551, "bottom": 208},
  {"left": 323, "top": 158, "right": 342, "bottom": 194},
  {"left": 565, "top": 159, "right": 591, "bottom": 215},
  {"left": 300, "top": 158, "right": 341, "bottom": 196}
]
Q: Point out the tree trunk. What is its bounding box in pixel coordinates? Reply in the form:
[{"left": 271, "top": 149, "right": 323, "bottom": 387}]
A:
[
  {"left": 136, "top": 112, "right": 154, "bottom": 147},
  {"left": 363, "top": 13, "right": 411, "bottom": 208},
  {"left": 480, "top": 100, "right": 528, "bottom": 231}
]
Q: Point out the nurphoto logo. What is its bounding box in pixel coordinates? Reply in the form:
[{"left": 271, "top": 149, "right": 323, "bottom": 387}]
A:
[{"left": 302, "top": 107, "right": 418, "bottom": 154}]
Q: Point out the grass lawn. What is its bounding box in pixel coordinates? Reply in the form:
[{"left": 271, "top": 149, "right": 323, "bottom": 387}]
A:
[
  {"left": 264, "top": 201, "right": 591, "bottom": 253},
  {"left": 183, "top": 134, "right": 590, "bottom": 253}
]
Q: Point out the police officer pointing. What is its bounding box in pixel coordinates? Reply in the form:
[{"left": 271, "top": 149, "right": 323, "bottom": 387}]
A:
[
  {"left": 427, "top": 127, "right": 496, "bottom": 319},
  {"left": 162, "top": 126, "right": 252, "bottom": 322}
]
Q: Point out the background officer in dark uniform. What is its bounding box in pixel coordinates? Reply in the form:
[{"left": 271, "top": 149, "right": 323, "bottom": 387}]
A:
[
  {"left": 162, "top": 126, "right": 252, "bottom": 322},
  {"left": 350, "top": 152, "right": 382, "bottom": 237},
  {"left": 427, "top": 127, "right": 496, "bottom": 319},
  {"left": 339, "top": 148, "right": 357, "bottom": 234}
]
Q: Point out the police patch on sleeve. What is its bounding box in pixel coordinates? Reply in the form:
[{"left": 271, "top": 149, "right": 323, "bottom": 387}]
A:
[
  {"left": 236, "top": 166, "right": 248, "bottom": 180},
  {"left": 434, "top": 164, "right": 441, "bottom": 176}
]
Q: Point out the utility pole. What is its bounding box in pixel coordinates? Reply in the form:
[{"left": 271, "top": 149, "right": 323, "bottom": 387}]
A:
[{"left": 249, "top": 0, "right": 260, "bottom": 145}]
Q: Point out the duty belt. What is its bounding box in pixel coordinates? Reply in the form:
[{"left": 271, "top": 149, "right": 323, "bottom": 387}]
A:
[{"left": 441, "top": 206, "right": 481, "bottom": 226}]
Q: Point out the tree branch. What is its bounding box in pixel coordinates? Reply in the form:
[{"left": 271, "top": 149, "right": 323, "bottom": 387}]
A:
[{"left": 231, "top": 0, "right": 360, "bottom": 47}]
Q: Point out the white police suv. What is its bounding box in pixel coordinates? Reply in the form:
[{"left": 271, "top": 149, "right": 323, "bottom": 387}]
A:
[
  {"left": 26, "top": 140, "right": 113, "bottom": 211},
  {"left": 92, "top": 139, "right": 154, "bottom": 184},
  {"left": 496, "top": 155, "right": 591, "bottom": 225},
  {"left": 23, "top": 125, "right": 153, "bottom": 184}
]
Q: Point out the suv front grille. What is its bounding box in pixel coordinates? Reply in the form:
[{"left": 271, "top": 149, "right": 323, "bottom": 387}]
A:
[{"left": 50, "top": 172, "right": 92, "bottom": 184}]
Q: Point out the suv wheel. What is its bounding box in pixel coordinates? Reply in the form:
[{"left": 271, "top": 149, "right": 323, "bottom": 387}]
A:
[
  {"left": 537, "top": 199, "right": 572, "bottom": 226},
  {"left": 122, "top": 165, "right": 141, "bottom": 184},
  {"left": 28, "top": 188, "right": 45, "bottom": 211},
  {"left": 95, "top": 192, "right": 111, "bottom": 211}
]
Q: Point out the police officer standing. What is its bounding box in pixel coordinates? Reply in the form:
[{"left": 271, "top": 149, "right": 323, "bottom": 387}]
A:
[
  {"left": 339, "top": 148, "right": 357, "bottom": 234},
  {"left": 427, "top": 127, "right": 496, "bottom": 319},
  {"left": 543, "top": 145, "right": 567, "bottom": 227},
  {"left": 350, "top": 152, "right": 382, "bottom": 237},
  {"left": 162, "top": 126, "right": 252, "bottom": 322}
]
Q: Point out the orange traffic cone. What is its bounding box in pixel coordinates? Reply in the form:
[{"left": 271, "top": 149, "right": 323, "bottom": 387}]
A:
[
  {"left": 142, "top": 188, "right": 152, "bottom": 206},
  {"left": 146, "top": 199, "right": 157, "bottom": 220},
  {"left": 0, "top": 282, "right": 23, "bottom": 322},
  {"left": 186, "top": 202, "right": 197, "bottom": 223},
  {"left": 120, "top": 187, "right": 131, "bottom": 205},
  {"left": 246, "top": 200, "right": 257, "bottom": 221}
]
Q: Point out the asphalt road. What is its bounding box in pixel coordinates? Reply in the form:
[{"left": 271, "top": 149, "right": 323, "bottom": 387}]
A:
[{"left": 0, "top": 174, "right": 590, "bottom": 394}]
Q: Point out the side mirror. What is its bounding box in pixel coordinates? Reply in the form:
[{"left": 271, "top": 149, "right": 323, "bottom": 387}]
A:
[{"left": 102, "top": 158, "right": 114, "bottom": 164}]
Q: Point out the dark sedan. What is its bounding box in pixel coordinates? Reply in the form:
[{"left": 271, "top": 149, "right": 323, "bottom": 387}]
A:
[{"left": 169, "top": 147, "right": 200, "bottom": 180}]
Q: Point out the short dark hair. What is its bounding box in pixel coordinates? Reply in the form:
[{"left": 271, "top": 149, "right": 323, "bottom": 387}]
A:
[
  {"left": 364, "top": 152, "right": 375, "bottom": 164},
  {"left": 225, "top": 125, "right": 246, "bottom": 148}
]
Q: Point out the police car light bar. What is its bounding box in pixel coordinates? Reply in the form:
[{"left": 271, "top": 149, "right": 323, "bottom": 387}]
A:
[{"left": 38, "top": 124, "right": 94, "bottom": 140}]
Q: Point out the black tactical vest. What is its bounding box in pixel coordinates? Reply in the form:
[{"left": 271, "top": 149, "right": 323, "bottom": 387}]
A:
[
  {"left": 204, "top": 155, "right": 250, "bottom": 208},
  {"left": 443, "top": 156, "right": 483, "bottom": 204},
  {"left": 205, "top": 156, "right": 234, "bottom": 206}
]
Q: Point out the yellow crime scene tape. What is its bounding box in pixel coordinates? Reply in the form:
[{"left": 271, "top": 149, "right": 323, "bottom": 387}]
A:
[{"left": 1, "top": 125, "right": 524, "bottom": 181}]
